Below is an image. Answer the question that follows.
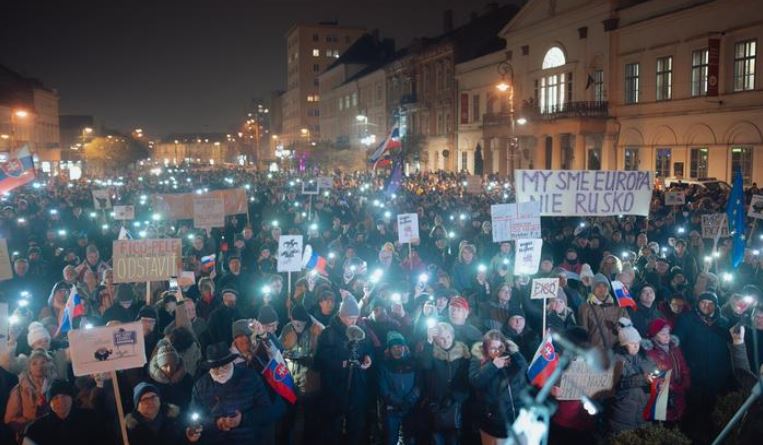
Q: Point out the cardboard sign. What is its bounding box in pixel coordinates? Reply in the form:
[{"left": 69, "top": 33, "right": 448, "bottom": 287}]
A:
[
  {"left": 69, "top": 321, "right": 146, "bottom": 376},
  {"left": 277, "top": 235, "right": 303, "bottom": 272},
  {"left": 491, "top": 201, "right": 541, "bottom": 242},
  {"left": 112, "top": 239, "right": 182, "bottom": 283},
  {"left": 0, "top": 239, "right": 12, "bottom": 282},
  {"left": 664, "top": 191, "right": 686, "bottom": 206},
  {"left": 557, "top": 358, "right": 615, "bottom": 400},
  {"left": 748, "top": 195, "right": 763, "bottom": 220},
  {"left": 92, "top": 189, "right": 112, "bottom": 210},
  {"left": 113, "top": 205, "right": 135, "bottom": 220},
  {"left": 531, "top": 278, "right": 559, "bottom": 300},
  {"left": 515, "top": 170, "right": 654, "bottom": 216},
  {"left": 514, "top": 238, "right": 543, "bottom": 275},
  {"left": 701, "top": 213, "right": 730, "bottom": 239},
  {"left": 397, "top": 213, "right": 420, "bottom": 244},
  {"left": 301, "top": 180, "right": 319, "bottom": 195},
  {"left": 193, "top": 196, "right": 225, "bottom": 229},
  {"left": 317, "top": 176, "right": 334, "bottom": 189},
  {"left": 177, "top": 271, "right": 196, "bottom": 287},
  {"left": 152, "top": 189, "right": 248, "bottom": 220},
  {"left": 465, "top": 175, "right": 482, "bottom": 194}
]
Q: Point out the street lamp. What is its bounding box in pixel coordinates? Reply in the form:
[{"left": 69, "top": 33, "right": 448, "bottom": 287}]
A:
[
  {"left": 496, "top": 61, "right": 518, "bottom": 177},
  {"left": 10, "top": 108, "right": 30, "bottom": 150}
]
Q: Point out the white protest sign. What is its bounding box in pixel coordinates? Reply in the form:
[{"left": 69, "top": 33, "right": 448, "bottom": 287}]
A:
[
  {"left": 491, "top": 201, "right": 541, "bottom": 242},
  {"left": 317, "top": 176, "right": 334, "bottom": 189},
  {"left": 531, "top": 278, "right": 559, "bottom": 300},
  {"left": 0, "top": 239, "right": 12, "bottom": 282},
  {"left": 664, "top": 191, "right": 686, "bottom": 206},
  {"left": 465, "top": 175, "right": 482, "bottom": 194},
  {"left": 749, "top": 195, "right": 763, "bottom": 219},
  {"left": 113, "top": 205, "right": 135, "bottom": 220},
  {"left": 515, "top": 170, "right": 654, "bottom": 216},
  {"left": 277, "top": 235, "right": 303, "bottom": 272},
  {"left": 301, "top": 180, "right": 319, "bottom": 195},
  {"left": 0, "top": 303, "right": 7, "bottom": 355},
  {"left": 557, "top": 357, "right": 615, "bottom": 400},
  {"left": 397, "top": 213, "right": 420, "bottom": 244},
  {"left": 701, "top": 213, "right": 729, "bottom": 239},
  {"left": 68, "top": 321, "right": 146, "bottom": 376},
  {"left": 177, "top": 271, "right": 196, "bottom": 288},
  {"left": 193, "top": 196, "right": 225, "bottom": 229},
  {"left": 92, "top": 189, "right": 112, "bottom": 209},
  {"left": 514, "top": 238, "right": 543, "bottom": 275}
]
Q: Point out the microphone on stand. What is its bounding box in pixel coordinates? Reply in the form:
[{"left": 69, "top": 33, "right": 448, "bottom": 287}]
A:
[{"left": 551, "top": 331, "right": 612, "bottom": 372}]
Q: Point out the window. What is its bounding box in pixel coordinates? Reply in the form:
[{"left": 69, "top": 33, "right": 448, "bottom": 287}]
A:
[
  {"left": 351, "top": 92, "right": 357, "bottom": 107},
  {"left": 656, "top": 148, "right": 671, "bottom": 177},
  {"left": 312, "top": 49, "right": 320, "bottom": 57},
  {"left": 376, "top": 84, "right": 382, "bottom": 102},
  {"left": 344, "top": 96, "right": 350, "bottom": 109},
  {"left": 691, "top": 49, "right": 709, "bottom": 97},
  {"left": 312, "top": 34, "right": 319, "bottom": 42},
  {"left": 731, "top": 146, "right": 753, "bottom": 184},
  {"left": 539, "top": 73, "right": 569, "bottom": 113},
  {"left": 313, "top": 78, "right": 319, "bottom": 87},
  {"left": 472, "top": 94, "right": 480, "bottom": 123},
  {"left": 307, "top": 95, "right": 314, "bottom": 102},
  {"left": 542, "top": 47, "right": 566, "bottom": 69},
  {"left": 624, "top": 147, "right": 640, "bottom": 171},
  {"left": 592, "top": 69, "right": 605, "bottom": 102},
  {"left": 338, "top": 98, "right": 343, "bottom": 111},
  {"left": 656, "top": 56, "right": 672, "bottom": 101},
  {"left": 734, "top": 40, "right": 756, "bottom": 91},
  {"left": 461, "top": 151, "right": 468, "bottom": 172},
  {"left": 313, "top": 64, "right": 320, "bottom": 73},
  {"left": 624, "top": 63, "right": 640, "bottom": 104},
  {"left": 586, "top": 135, "right": 602, "bottom": 170},
  {"left": 690, "top": 147, "right": 709, "bottom": 178}
]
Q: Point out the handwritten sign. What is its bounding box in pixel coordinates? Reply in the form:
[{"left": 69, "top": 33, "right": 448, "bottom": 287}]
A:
[
  {"left": 277, "top": 235, "right": 303, "bottom": 272},
  {"left": 152, "top": 189, "right": 247, "bottom": 220},
  {"left": 193, "top": 196, "right": 225, "bottom": 229},
  {"left": 531, "top": 278, "right": 559, "bottom": 300},
  {"left": 0, "top": 239, "right": 12, "bottom": 282},
  {"left": 749, "top": 195, "right": 763, "bottom": 219},
  {"left": 514, "top": 238, "right": 543, "bottom": 275},
  {"left": 69, "top": 321, "right": 146, "bottom": 376},
  {"left": 113, "top": 205, "right": 135, "bottom": 220},
  {"left": 397, "top": 213, "right": 420, "bottom": 244},
  {"left": 92, "top": 189, "right": 112, "bottom": 209},
  {"left": 664, "top": 191, "right": 686, "bottom": 206},
  {"left": 301, "top": 180, "right": 319, "bottom": 195},
  {"left": 557, "top": 358, "right": 615, "bottom": 400},
  {"left": 465, "top": 175, "right": 482, "bottom": 194},
  {"left": 112, "top": 239, "right": 182, "bottom": 283},
  {"left": 317, "top": 176, "right": 334, "bottom": 189},
  {"left": 515, "top": 170, "right": 654, "bottom": 216},
  {"left": 701, "top": 213, "right": 729, "bottom": 239},
  {"left": 491, "top": 201, "right": 541, "bottom": 242}
]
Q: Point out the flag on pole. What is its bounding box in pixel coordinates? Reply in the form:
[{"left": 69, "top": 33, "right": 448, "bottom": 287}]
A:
[
  {"left": 726, "top": 168, "right": 746, "bottom": 268},
  {"left": 368, "top": 121, "right": 401, "bottom": 166},
  {"left": 643, "top": 370, "right": 671, "bottom": 421},
  {"left": 254, "top": 337, "right": 297, "bottom": 404},
  {"left": 118, "top": 227, "right": 133, "bottom": 240},
  {"left": 384, "top": 153, "right": 404, "bottom": 198},
  {"left": 527, "top": 336, "right": 559, "bottom": 387},
  {"left": 611, "top": 280, "right": 637, "bottom": 310},
  {"left": 0, "top": 145, "right": 36, "bottom": 195},
  {"left": 200, "top": 255, "right": 216, "bottom": 272},
  {"left": 56, "top": 289, "right": 86, "bottom": 336},
  {"left": 301, "top": 244, "right": 327, "bottom": 275}
]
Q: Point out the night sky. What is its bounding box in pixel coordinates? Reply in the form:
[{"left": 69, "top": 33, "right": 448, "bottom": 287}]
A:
[{"left": 1, "top": 0, "right": 522, "bottom": 137}]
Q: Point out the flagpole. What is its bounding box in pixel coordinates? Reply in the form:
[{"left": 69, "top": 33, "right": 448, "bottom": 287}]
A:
[{"left": 542, "top": 296, "right": 547, "bottom": 336}]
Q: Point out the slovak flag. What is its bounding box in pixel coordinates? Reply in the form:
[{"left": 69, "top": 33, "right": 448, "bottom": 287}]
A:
[
  {"left": 200, "top": 255, "right": 216, "bottom": 272},
  {"left": 301, "top": 244, "right": 327, "bottom": 275},
  {"left": 643, "top": 370, "right": 671, "bottom": 421},
  {"left": 56, "top": 289, "right": 86, "bottom": 336},
  {"left": 611, "top": 280, "right": 637, "bottom": 310},
  {"left": 368, "top": 121, "right": 401, "bottom": 166},
  {"left": 255, "top": 338, "right": 298, "bottom": 404},
  {"left": 527, "top": 336, "right": 559, "bottom": 387},
  {"left": 0, "top": 145, "right": 36, "bottom": 195}
]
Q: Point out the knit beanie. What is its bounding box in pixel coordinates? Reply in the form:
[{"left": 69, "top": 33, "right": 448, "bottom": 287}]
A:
[
  {"left": 290, "top": 304, "right": 310, "bottom": 323},
  {"left": 617, "top": 317, "right": 641, "bottom": 346},
  {"left": 232, "top": 319, "right": 253, "bottom": 338},
  {"left": 647, "top": 318, "right": 670, "bottom": 338},
  {"left": 133, "top": 382, "right": 160, "bottom": 408},
  {"left": 46, "top": 379, "right": 75, "bottom": 401},
  {"left": 592, "top": 273, "right": 610, "bottom": 290},
  {"left": 257, "top": 305, "right": 279, "bottom": 324},
  {"left": 154, "top": 339, "right": 180, "bottom": 368},
  {"left": 27, "top": 321, "right": 51, "bottom": 347},
  {"left": 339, "top": 293, "right": 361, "bottom": 317},
  {"left": 508, "top": 307, "right": 526, "bottom": 320},
  {"left": 386, "top": 331, "right": 406, "bottom": 348},
  {"left": 580, "top": 263, "right": 594, "bottom": 279},
  {"left": 137, "top": 305, "right": 158, "bottom": 321},
  {"left": 116, "top": 284, "right": 134, "bottom": 302}
]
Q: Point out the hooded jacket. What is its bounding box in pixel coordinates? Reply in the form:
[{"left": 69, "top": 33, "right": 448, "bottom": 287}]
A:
[
  {"left": 125, "top": 403, "right": 186, "bottom": 445},
  {"left": 148, "top": 348, "right": 194, "bottom": 411}
]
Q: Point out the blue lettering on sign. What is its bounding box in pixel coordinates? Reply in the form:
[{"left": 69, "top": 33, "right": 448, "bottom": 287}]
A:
[{"left": 113, "top": 329, "right": 138, "bottom": 346}]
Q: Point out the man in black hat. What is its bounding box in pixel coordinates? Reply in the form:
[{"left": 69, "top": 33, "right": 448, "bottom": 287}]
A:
[
  {"left": 24, "top": 379, "right": 103, "bottom": 444},
  {"left": 190, "top": 342, "right": 284, "bottom": 445},
  {"left": 103, "top": 284, "right": 143, "bottom": 323}
]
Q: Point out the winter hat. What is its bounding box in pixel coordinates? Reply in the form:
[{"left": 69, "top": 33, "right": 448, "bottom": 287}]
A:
[
  {"left": 232, "top": 319, "right": 253, "bottom": 339},
  {"left": 580, "top": 264, "right": 594, "bottom": 280},
  {"left": 592, "top": 273, "right": 610, "bottom": 290},
  {"left": 137, "top": 305, "right": 158, "bottom": 321},
  {"left": 27, "top": 321, "right": 51, "bottom": 347},
  {"left": 132, "top": 382, "right": 160, "bottom": 408},
  {"left": 153, "top": 339, "right": 180, "bottom": 368},
  {"left": 290, "top": 304, "right": 310, "bottom": 323},
  {"left": 386, "top": 331, "right": 407, "bottom": 348},
  {"left": 617, "top": 317, "right": 641, "bottom": 346},
  {"left": 257, "top": 305, "right": 279, "bottom": 324},
  {"left": 449, "top": 296, "right": 470, "bottom": 312},
  {"left": 339, "top": 293, "right": 361, "bottom": 317},
  {"left": 46, "top": 379, "right": 75, "bottom": 401},
  {"left": 669, "top": 267, "right": 685, "bottom": 281},
  {"left": 647, "top": 318, "right": 670, "bottom": 338},
  {"left": 554, "top": 287, "right": 568, "bottom": 305},
  {"left": 116, "top": 284, "right": 134, "bottom": 302},
  {"left": 508, "top": 307, "right": 526, "bottom": 320},
  {"left": 697, "top": 291, "right": 719, "bottom": 306}
]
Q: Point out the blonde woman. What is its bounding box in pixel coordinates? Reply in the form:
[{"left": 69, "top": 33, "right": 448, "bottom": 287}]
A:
[{"left": 4, "top": 349, "right": 55, "bottom": 437}]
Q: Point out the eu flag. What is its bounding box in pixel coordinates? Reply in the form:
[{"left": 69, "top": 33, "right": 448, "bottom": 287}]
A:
[{"left": 726, "top": 169, "right": 746, "bottom": 268}]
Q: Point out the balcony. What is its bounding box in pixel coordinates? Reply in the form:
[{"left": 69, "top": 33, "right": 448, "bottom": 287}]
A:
[
  {"left": 400, "top": 93, "right": 418, "bottom": 105},
  {"left": 482, "top": 112, "right": 512, "bottom": 127},
  {"left": 525, "top": 101, "right": 609, "bottom": 120}
]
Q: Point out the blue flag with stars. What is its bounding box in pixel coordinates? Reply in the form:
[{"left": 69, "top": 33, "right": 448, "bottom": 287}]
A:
[{"left": 726, "top": 168, "right": 746, "bottom": 268}]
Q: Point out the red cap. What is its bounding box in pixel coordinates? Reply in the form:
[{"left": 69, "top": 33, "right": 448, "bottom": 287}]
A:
[
  {"left": 647, "top": 318, "right": 670, "bottom": 338},
  {"left": 449, "top": 296, "right": 470, "bottom": 311}
]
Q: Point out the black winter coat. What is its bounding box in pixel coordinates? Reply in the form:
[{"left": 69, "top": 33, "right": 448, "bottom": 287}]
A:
[
  {"left": 418, "top": 341, "right": 471, "bottom": 430},
  {"left": 24, "top": 408, "right": 103, "bottom": 445},
  {"left": 125, "top": 403, "right": 188, "bottom": 445},
  {"left": 674, "top": 310, "right": 734, "bottom": 399},
  {"left": 378, "top": 355, "right": 420, "bottom": 413}
]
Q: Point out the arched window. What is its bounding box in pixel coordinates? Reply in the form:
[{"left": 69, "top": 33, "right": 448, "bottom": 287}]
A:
[
  {"left": 542, "top": 47, "right": 566, "bottom": 69},
  {"left": 538, "top": 46, "right": 572, "bottom": 113}
]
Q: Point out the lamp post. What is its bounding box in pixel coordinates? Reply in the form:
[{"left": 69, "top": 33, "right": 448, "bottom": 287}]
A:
[
  {"left": 496, "top": 62, "right": 519, "bottom": 178},
  {"left": 10, "top": 109, "right": 30, "bottom": 151}
]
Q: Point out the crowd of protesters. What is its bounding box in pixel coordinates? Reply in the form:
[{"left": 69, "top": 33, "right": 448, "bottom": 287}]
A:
[{"left": 1, "top": 164, "right": 762, "bottom": 445}]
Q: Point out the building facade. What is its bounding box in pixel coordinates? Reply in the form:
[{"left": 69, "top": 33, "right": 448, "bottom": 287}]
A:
[{"left": 153, "top": 134, "right": 240, "bottom": 166}]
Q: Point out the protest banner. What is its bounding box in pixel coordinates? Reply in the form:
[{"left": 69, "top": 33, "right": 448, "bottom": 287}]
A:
[
  {"left": 491, "top": 201, "right": 541, "bottom": 242},
  {"left": 465, "top": 175, "right": 482, "bottom": 194},
  {"left": 112, "top": 239, "right": 181, "bottom": 283},
  {"left": 514, "top": 170, "right": 654, "bottom": 216},
  {"left": 0, "top": 239, "right": 12, "bottom": 282},
  {"left": 531, "top": 278, "right": 559, "bottom": 300},
  {"left": 749, "top": 195, "right": 763, "bottom": 219},
  {"left": 92, "top": 189, "right": 112, "bottom": 209},
  {"left": 397, "top": 213, "right": 420, "bottom": 244},
  {"left": 152, "top": 189, "right": 247, "bottom": 220},
  {"left": 113, "top": 205, "right": 135, "bottom": 220},
  {"left": 701, "top": 213, "right": 730, "bottom": 239},
  {"left": 0, "top": 303, "right": 7, "bottom": 355},
  {"left": 557, "top": 358, "right": 615, "bottom": 400},
  {"left": 301, "top": 180, "right": 319, "bottom": 195},
  {"left": 277, "top": 235, "right": 303, "bottom": 272},
  {"left": 664, "top": 191, "right": 686, "bottom": 206},
  {"left": 514, "top": 239, "right": 543, "bottom": 275},
  {"left": 69, "top": 321, "right": 146, "bottom": 376},
  {"left": 193, "top": 196, "right": 225, "bottom": 229},
  {"left": 317, "top": 176, "right": 334, "bottom": 189}
]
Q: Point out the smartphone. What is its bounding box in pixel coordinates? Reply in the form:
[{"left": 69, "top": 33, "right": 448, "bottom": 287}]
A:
[{"left": 169, "top": 276, "right": 178, "bottom": 290}]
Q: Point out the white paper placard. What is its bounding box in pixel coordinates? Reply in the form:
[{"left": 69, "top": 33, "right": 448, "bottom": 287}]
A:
[
  {"left": 92, "top": 189, "right": 112, "bottom": 209},
  {"left": 748, "top": 195, "right": 763, "bottom": 219},
  {"left": 514, "top": 238, "right": 543, "bottom": 275},
  {"left": 113, "top": 205, "right": 135, "bottom": 220},
  {"left": 397, "top": 213, "right": 420, "bottom": 244},
  {"left": 531, "top": 278, "right": 559, "bottom": 300},
  {"left": 277, "top": 235, "right": 304, "bottom": 272},
  {"left": 193, "top": 196, "right": 225, "bottom": 229},
  {"left": 491, "top": 201, "right": 541, "bottom": 242},
  {"left": 664, "top": 191, "right": 686, "bottom": 206},
  {"left": 69, "top": 321, "right": 146, "bottom": 376},
  {"left": 701, "top": 213, "right": 729, "bottom": 239}
]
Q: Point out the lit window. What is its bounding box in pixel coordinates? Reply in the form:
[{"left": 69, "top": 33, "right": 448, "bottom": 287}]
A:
[
  {"left": 691, "top": 49, "right": 709, "bottom": 97},
  {"left": 731, "top": 146, "right": 753, "bottom": 184},
  {"left": 690, "top": 147, "right": 709, "bottom": 178},
  {"left": 656, "top": 56, "right": 672, "bottom": 101},
  {"left": 542, "top": 47, "right": 566, "bottom": 69},
  {"left": 624, "top": 63, "right": 640, "bottom": 104},
  {"left": 312, "top": 49, "right": 320, "bottom": 57},
  {"left": 733, "top": 40, "right": 756, "bottom": 92}
]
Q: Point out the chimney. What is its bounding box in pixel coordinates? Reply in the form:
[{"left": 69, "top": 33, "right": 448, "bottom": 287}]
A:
[{"left": 443, "top": 9, "right": 454, "bottom": 33}]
